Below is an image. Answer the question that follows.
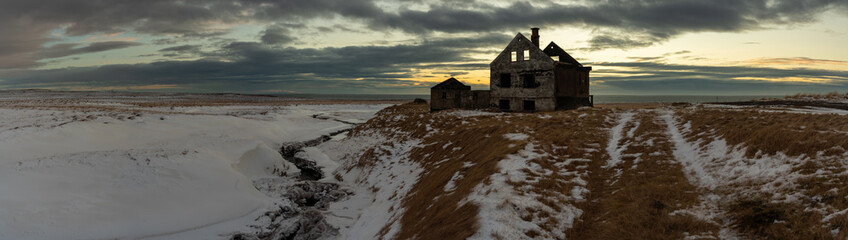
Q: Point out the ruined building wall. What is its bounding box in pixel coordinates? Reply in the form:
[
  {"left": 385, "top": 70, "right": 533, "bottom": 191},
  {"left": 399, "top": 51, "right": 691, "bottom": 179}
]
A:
[
  {"left": 553, "top": 65, "right": 590, "bottom": 97},
  {"left": 430, "top": 89, "right": 466, "bottom": 111},
  {"left": 553, "top": 64, "right": 592, "bottom": 109},
  {"left": 461, "top": 90, "right": 491, "bottom": 109},
  {"left": 489, "top": 34, "right": 557, "bottom": 112}
]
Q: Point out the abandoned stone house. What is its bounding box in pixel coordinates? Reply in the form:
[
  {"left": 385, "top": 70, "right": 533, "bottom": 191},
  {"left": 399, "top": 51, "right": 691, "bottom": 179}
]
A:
[
  {"left": 430, "top": 77, "right": 491, "bottom": 111},
  {"left": 430, "top": 28, "right": 592, "bottom": 112}
]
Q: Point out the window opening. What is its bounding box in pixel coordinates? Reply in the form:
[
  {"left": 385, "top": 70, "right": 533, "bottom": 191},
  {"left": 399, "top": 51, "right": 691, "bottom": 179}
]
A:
[
  {"left": 499, "top": 99, "right": 510, "bottom": 111},
  {"left": 521, "top": 74, "right": 536, "bottom": 88},
  {"left": 523, "top": 100, "right": 536, "bottom": 111},
  {"left": 499, "top": 73, "right": 511, "bottom": 88}
]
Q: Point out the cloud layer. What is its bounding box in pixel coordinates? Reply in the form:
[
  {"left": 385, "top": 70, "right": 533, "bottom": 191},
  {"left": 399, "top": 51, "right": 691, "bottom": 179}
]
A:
[{"left": 0, "top": 0, "right": 846, "bottom": 94}]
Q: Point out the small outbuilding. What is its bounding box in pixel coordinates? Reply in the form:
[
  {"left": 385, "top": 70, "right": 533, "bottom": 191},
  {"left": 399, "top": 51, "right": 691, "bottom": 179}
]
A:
[{"left": 430, "top": 78, "right": 491, "bottom": 111}]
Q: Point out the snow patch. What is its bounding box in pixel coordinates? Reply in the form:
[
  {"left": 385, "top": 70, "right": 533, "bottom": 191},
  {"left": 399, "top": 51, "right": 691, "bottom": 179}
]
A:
[
  {"left": 444, "top": 172, "right": 464, "bottom": 192},
  {"left": 465, "top": 143, "right": 583, "bottom": 240},
  {"left": 503, "top": 133, "right": 529, "bottom": 141},
  {"left": 324, "top": 135, "right": 425, "bottom": 240},
  {"left": 605, "top": 112, "right": 634, "bottom": 169}
]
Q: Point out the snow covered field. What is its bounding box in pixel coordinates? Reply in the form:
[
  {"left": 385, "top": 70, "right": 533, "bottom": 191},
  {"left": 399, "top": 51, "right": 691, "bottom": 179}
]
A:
[{"left": 0, "top": 90, "right": 392, "bottom": 239}]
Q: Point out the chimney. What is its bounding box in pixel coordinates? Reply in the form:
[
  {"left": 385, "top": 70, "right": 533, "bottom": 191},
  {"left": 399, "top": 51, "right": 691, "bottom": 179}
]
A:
[{"left": 531, "top": 27, "right": 540, "bottom": 47}]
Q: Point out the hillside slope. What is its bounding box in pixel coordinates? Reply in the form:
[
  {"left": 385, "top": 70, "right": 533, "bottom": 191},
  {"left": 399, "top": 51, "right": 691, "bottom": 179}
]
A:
[{"left": 324, "top": 102, "right": 848, "bottom": 240}]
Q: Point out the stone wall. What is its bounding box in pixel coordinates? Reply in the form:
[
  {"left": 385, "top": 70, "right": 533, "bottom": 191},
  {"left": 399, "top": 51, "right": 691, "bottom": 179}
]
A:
[
  {"left": 430, "top": 89, "right": 465, "bottom": 111},
  {"left": 489, "top": 33, "right": 557, "bottom": 112}
]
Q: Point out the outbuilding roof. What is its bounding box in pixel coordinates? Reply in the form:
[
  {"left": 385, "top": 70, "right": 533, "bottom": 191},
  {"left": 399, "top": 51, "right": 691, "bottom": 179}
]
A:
[{"left": 431, "top": 77, "right": 471, "bottom": 90}]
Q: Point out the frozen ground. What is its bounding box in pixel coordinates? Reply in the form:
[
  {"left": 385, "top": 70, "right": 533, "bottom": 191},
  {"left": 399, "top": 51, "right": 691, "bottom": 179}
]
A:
[
  {"left": 0, "top": 90, "right": 392, "bottom": 239},
  {"left": 4, "top": 90, "right": 848, "bottom": 240},
  {"left": 321, "top": 101, "right": 848, "bottom": 239}
]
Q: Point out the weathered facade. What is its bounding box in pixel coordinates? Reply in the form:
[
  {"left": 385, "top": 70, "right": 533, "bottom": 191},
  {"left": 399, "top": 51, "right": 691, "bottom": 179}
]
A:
[
  {"left": 430, "top": 78, "right": 493, "bottom": 111},
  {"left": 490, "top": 28, "right": 592, "bottom": 112},
  {"left": 430, "top": 78, "right": 469, "bottom": 111},
  {"left": 430, "top": 28, "right": 591, "bottom": 112}
]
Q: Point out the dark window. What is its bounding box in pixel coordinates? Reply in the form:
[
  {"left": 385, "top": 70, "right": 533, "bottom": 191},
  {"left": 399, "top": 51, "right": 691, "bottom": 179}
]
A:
[
  {"left": 442, "top": 92, "right": 446, "bottom": 99},
  {"left": 521, "top": 74, "right": 536, "bottom": 88},
  {"left": 499, "top": 74, "right": 511, "bottom": 88},
  {"left": 523, "top": 100, "right": 536, "bottom": 111},
  {"left": 499, "top": 99, "right": 510, "bottom": 111}
]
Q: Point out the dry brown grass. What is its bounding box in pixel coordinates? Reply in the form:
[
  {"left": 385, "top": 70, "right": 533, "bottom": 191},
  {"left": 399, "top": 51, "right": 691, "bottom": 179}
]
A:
[
  {"left": 595, "top": 102, "right": 667, "bottom": 110},
  {"left": 678, "top": 108, "right": 848, "bottom": 158},
  {"left": 347, "top": 102, "right": 499, "bottom": 239},
  {"left": 727, "top": 197, "right": 848, "bottom": 240},
  {"left": 347, "top": 104, "right": 730, "bottom": 239},
  {"left": 567, "top": 111, "right": 718, "bottom": 239},
  {"left": 506, "top": 108, "right": 611, "bottom": 237},
  {"left": 347, "top": 103, "right": 617, "bottom": 239},
  {"left": 345, "top": 103, "right": 848, "bottom": 239},
  {"left": 676, "top": 107, "right": 848, "bottom": 239},
  {"left": 785, "top": 92, "right": 848, "bottom": 100}
]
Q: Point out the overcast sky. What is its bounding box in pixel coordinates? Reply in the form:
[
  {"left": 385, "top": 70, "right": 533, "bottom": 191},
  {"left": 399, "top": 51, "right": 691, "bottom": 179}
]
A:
[{"left": 0, "top": 0, "right": 847, "bottom": 95}]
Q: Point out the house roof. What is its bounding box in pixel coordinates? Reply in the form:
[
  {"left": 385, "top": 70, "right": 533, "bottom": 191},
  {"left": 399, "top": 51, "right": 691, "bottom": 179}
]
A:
[
  {"left": 490, "top": 33, "right": 551, "bottom": 66},
  {"left": 543, "top": 42, "right": 582, "bottom": 67},
  {"left": 491, "top": 33, "right": 584, "bottom": 66},
  {"left": 431, "top": 77, "right": 471, "bottom": 90}
]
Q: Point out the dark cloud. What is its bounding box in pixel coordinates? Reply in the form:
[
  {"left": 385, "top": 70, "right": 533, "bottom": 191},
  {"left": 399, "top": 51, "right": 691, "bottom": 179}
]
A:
[
  {"left": 260, "top": 25, "right": 297, "bottom": 45},
  {"left": 0, "top": 0, "right": 380, "bottom": 36},
  {"left": 0, "top": 34, "right": 507, "bottom": 93},
  {"left": 586, "top": 33, "right": 663, "bottom": 50},
  {"left": 369, "top": 0, "right": 847, "bottom": 49},
  {"left": 39, "top": 41, "right": 143, "bottom": 59},
  {"left": 4, "top": 36, "right": 846, "bottom": 95},
  {"left": 158, "top": 45, "right": 205, "bottom": 58},
  {"left": 592, "top": 61, "right": 848, "bottom": 94},
  {"left": 0, "top": 38, "right": 141, "bottom": 68},
  {"left": 0, "top": 0, "right": 846, "bottom": 94},
  {"left": 626, "top": 50, "right": 693, "bottom": 62},
  {"left": 2, "top": 0, "right": 846, "bottom": 69},
  {"left": 0, "top": 0, "right": 382, "bottom": 69}
]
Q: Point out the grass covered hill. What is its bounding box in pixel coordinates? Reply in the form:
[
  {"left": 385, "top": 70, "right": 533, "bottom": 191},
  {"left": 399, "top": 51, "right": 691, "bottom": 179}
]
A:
[{"left": 331, "top": 100, "right": 848, "bottom": 240}]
